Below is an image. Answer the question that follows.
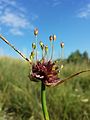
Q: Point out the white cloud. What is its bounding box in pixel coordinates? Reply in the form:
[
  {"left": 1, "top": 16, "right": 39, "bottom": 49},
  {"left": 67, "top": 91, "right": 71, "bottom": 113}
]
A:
[
  {"left": 10, "top": 28, "right": 23, "bottom": 36},
  {"left": 77, "top": 3, "right": 90, "bottom": 19},
  {"left": 52, "top": 0, "right": 61, "bottom": 7},
  {"left": 1, "top": 9, "right": 29, "bottom": 28},
  {"left": 0, "top": 0, "right": 37, "bottom": 36},
  {"left": 0, "top": 9, "right": 33, "bottom": 35},
  {"left": 45, "top": 0, "right": 61, "bottom": 7},
  {"left": 0, "top": 0, "right": 16, "bottom": 11}
]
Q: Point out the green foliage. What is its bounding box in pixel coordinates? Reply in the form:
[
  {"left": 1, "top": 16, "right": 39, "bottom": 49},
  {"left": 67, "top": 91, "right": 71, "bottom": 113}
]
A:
[
  {"left": 67, "top": 50, "right": 89, "bottom": 64},
  {"left": 0, "top": 56, "right": 90, "bottom": 120}
]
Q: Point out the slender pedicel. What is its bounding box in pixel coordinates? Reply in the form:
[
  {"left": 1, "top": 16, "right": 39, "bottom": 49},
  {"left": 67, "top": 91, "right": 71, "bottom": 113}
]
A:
[
  {"left": 44, "top": 45, "right": 48, "bottom": 59},
  {"left": 39, "top": 41, "right": 44, "bottom": 58},
  {"left": 35, "top": 35, "right": 38, "bottom": 61},
  {"left": 59, "top": 42, "right": 64, "bottom": 69},
  {"left": 49, "top": 35, "right": 54, "bottom": 60},
  {"left": 60, "top": 42, "right": 64, "bottom": 60},
  {"left": 51, "top": 35, "right": 56, "bottom": 60},
  {"left": 0, "top": 35, "right": 31, "bottom": 63},
  {"left": 34, "top": 28, "right": 38, "bottom": 61},
  {"left": 50, "top": 40, "right": 53, "bottom": 60}
]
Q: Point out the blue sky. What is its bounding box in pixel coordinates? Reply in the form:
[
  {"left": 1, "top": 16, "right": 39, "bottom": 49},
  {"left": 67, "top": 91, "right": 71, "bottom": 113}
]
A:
[{"left": 0, "top": 0, "right": 90, "bottom": 60}]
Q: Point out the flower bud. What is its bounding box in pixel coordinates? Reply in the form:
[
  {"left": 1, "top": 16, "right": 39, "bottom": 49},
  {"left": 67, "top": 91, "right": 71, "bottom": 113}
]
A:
[
  {"left": 34, "top": 28, "right": 38, "bottom": 36},
  {"left": 45, "top": 45, "right": 48, "bottom": 52},
  {"left": 32, "top": 43, "right": 36, "bottom": 49},
  {"left": 53, "top": 35, "right": 56, "bottom": 41},
  {"left": 30, "top": 51, "right": 35, "bottom": 60},
  {"left": 39, "top": 41, "right": 43, "bottom": 46},
  {"left": 39, "top": 41, "right": 44, "bottom": 50},
  {"left": 30, "top": 55, "right": 32, "bottom": 60},
  {"left": 31, "top": 51, "right": 35, "bottom": 58},
  {"left": 49, "top": 35, "right": 53, "bottom": 41},
  {"left": 60, "top": 42, "right": 64, "bottom": 48}
]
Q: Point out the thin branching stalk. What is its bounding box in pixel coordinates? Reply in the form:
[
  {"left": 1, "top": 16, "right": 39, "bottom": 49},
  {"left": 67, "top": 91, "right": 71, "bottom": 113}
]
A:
[
  {"left": 56, "top": 69, "right": 90, "bottom": 87},
  {"left": 42, "top": 48, "right": 44, "bottom": 59},
  {"left": 59, "top": 47, "right": 64, "bottom": 66},
  {"left": 45, "top": 69, "right": 90, "bottom": 87},
  {"left": 35, "top": 35, "right": 38, "bottom": 61},
  {"left": 50, "top": 40, "right": 54, "bottom": 60},
  {"left": 0, "top": 35, "right": 31, "bottom": 63},
  {"left": 41, "top": 82, "right": 50, "bottom": 120},
  {"left": 61, "top": 47, "right": 64, "bottom": 60}
]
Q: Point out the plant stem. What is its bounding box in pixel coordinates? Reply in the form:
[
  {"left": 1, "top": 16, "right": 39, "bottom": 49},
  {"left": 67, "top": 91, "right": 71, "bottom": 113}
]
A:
[
  {"left": 50, "top": 40, "right": 54, "bottom": 60},
  {"left": 61, "top": 47, "right": 64, "bottom": 60},
  {"left": 41, "top": 82, "right": 50, "bottom": 120},
  {"left": 0, "top": 35, "right": 31, "bottom": 63},
  {"left": 35, "top": 35, "right": 38, "bottom": 61}
]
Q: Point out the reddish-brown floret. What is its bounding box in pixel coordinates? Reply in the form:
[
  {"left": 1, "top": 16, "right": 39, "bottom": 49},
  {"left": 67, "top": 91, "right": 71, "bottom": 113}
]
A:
[{"left": 29, "top": 60, "right": 61, "bottom": 86}]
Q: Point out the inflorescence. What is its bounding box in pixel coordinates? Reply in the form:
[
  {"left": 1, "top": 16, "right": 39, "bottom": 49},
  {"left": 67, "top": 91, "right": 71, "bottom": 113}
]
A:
[
  {"left": 0, "top": 28, "right": 90, "bottom": 87},
  {"left": 28, "top": 28, "right": 65, "bottom": 86}
]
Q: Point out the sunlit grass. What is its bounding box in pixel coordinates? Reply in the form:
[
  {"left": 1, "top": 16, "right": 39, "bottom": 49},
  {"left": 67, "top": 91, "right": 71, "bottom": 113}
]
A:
[{"left": 0, "top": 57, "right": 90, "bottom": 120}]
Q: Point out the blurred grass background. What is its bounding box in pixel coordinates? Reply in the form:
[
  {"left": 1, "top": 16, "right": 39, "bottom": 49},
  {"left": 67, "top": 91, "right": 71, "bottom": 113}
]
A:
[{"left": 0, "top": 50, "right": 90, "bottom": 120}]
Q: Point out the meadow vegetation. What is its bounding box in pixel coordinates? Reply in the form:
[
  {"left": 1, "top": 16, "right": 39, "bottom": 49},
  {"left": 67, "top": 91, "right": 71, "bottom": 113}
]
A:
[{"left": 0, "top": 50, "right": 90, "bottom": 120}]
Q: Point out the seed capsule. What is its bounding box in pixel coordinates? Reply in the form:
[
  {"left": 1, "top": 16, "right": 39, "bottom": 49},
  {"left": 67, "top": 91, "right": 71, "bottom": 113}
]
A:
[
  {"left": 30, "top": 55, "right": 32, "bottom": 60},
  {"left": 39, "top": 41, "right": 44, "bottom": 50},
  {"left": 30, "top": 51, "right": 35, "bottom": 60},
  {"left": 49, "top": 35, "right": 53, "bottom": 41},
  {"left": 34, "top": 28, "right": 38, "bottom": 36},
  {"left": 32, "top": 43, "right": 36, "bottom": 49},
  {"left": 60, "top": 42, "right": 64, "bottom": 48},
  {"left": 39, "top": 41, "right": 43, "bottom": 47},
  {"left": 53, "top": 35, "right": 56, "bottom": 41},
  {"left": 31, "top": 51, "right": 35, "bottom": 58},
  {"left": 45, "top": 45, "right": 48, "bottom": 52}
]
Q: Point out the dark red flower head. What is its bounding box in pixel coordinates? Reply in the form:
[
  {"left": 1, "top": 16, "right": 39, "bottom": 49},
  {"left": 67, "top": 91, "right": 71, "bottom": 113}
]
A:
[{"left": 29, "top": 60, "right": 61, "bottom": 86}]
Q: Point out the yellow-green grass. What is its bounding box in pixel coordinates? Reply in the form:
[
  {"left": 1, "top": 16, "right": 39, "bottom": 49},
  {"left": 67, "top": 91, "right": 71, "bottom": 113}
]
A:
[{"left": 0, "top": 57, "right": 90, "bottom": 120}]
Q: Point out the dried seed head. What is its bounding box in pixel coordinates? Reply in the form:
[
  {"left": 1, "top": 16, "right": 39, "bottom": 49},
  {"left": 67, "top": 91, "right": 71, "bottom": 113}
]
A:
[
  {"left": 45, "top": 45, "right": 48, "bottom": 52},
  {"left": 53, "top": 35, "right": 56, "bottom": 41},
  {"left": 60, "top": 42, "right": 64, "bottom": 48},
  {"left": 49, "top": 35, "right": 53, "bottom": 41},
  {"left": 34, "top": 28, "right": 38, "bottom": 36},
  {"left": 32, "top": 43, "right": 36, "bottom": 49}
]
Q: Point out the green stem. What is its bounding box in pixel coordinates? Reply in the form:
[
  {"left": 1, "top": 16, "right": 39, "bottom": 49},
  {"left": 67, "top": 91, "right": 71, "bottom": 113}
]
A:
[
  {"left": 61, "top": 47, "right": 64, "bottom": 60},
  {"left": 35, "top": 35, "right": 38, "bottom": 61},
  {"left": 41, "top": 82, "right": 50, "bottom": 120},
  {"left": 50, "top": 41, "right": 54, "bottom": 60}
]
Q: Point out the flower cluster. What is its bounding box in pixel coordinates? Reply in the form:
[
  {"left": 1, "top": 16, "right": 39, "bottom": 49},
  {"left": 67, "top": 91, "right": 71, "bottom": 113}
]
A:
[
  {"left": 0, "top": 28, "right": 64, "bottom": 87},
  {"left": 28, "top": 28, "right": 64, "bottom": 86},
  {"left": 0, "top": 28, "right": 89, "bottom": 87},
  {"left": 29, "top": 60, "right": 60, "bottom": 86}
]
